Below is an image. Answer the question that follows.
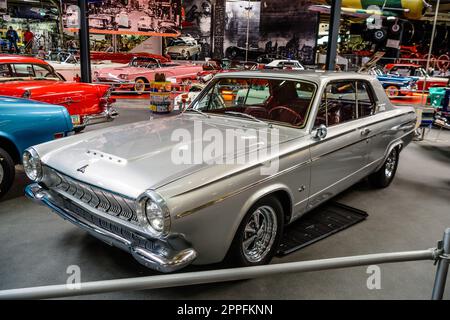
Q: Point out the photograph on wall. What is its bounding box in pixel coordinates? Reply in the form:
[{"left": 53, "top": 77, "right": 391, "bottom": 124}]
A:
[
  {"left": 223, "top": 0, "right": 318, "bottom": 65},
  {"left": 179, "top": 0, "right": 212, "bottom": 59},
  {"left": 224, "top": 0, "right": 261, "bottom": 61},
  {"left": 260, "top": 0, "right": 318, "bottom": 65},
  {"left": 62, "top": 0, "right": 182, "bottom": 36}
]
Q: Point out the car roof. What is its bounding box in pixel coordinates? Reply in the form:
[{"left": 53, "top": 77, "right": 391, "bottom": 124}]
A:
[
  {"left": 213, "top": 70, "right": 375, "bottom": 84},
  {"left": 269, "top": 59, "right": 300, "bottom": 64},
  {"left": 0, "top": 54, "right": 49, "bottom": 65}
]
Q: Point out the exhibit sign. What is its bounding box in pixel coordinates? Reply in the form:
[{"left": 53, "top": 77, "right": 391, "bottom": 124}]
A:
[{"left": 62, "top": 0, "right": 182, "bottom": 37}]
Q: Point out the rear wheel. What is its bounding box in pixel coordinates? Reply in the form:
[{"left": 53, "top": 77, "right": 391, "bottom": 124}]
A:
[
  {"left": 0, "top": 147, "right": 15, "bottom": 199},
  {"left": 385, "top": 85, "right": 400, "bottom": 97},
  {"left": 369, "top": 148, "right": 399, "bottom": 188},
  {"left": 227, "top": 196, "right": 284, "bottom": 267}
]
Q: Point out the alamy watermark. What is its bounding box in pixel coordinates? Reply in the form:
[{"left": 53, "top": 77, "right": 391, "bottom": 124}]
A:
[
  {"left": 66, "top": 265, "right": 81, "bottom": 290},
  {"left": 171, "top": 121, "right": 280, "bottom": 175},
  {"left": 366, "top": 265, "right": 382, "bottom": 290}
]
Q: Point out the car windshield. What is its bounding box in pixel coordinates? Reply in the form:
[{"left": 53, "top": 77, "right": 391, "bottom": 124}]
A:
[
  {"left": 192, "top": 77, "right": 316, "bottom": 128},
  {"left": 129, "top": 57, "right": 159, "bottom": 68}
]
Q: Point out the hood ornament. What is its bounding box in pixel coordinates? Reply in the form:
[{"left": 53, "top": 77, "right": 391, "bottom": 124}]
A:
[{"left": 77, "top": 164, "right": 89, "bottom": 173}]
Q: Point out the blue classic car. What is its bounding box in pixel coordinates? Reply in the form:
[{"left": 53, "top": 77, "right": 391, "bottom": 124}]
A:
[
  {"left": 368, "top": 67, "right": 418, "bottom": 97},
  {"left": 0, "top": 96, "right": 73, "bottom": 198}
]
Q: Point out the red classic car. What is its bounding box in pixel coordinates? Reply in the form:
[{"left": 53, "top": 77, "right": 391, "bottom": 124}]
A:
[
  {"left": 0, "top": 55, "right": 117, "bottom": 132},
  {"left": 93, "top": 56, "right": 203, "bottom": 93},
  {"left": 384, "top": 63, "right": 449, "bottom": 90}
]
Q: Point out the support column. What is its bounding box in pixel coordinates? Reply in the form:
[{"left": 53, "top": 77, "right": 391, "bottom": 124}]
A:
[
  {"left": 212, "top": 0, "right": 226, "bottom": 59},
  {"left": 78, "top": 0, "right": 91, "bottom": 83},
  {"left": 325, "top": 0, "right": 341, "bottom": 71}
]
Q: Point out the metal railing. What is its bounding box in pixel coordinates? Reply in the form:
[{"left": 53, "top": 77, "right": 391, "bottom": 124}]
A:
[{"left": 0, "top": 228, "right": 448, "bottom": 300}]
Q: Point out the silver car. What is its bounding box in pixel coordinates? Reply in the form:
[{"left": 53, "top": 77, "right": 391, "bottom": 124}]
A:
[{"left": 24, "top": 71, "right": 417, "bottom": 272}]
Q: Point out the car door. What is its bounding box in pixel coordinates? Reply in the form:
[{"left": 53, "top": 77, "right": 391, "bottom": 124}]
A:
[
  {"left": 355, "top": 80, "right": 387, "bottom": 166},
  {"left": 308, "top": 80, "right": 370, "bottom": 210}
]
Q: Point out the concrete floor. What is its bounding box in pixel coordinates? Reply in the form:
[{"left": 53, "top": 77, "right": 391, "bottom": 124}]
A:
[{"left": 1, "top": 101, "right": 449, "bottom": 299}]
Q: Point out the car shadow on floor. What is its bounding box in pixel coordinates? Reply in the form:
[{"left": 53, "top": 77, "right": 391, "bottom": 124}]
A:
[{"left": 1, "top": 166, "right": 30, "bottom": 203}]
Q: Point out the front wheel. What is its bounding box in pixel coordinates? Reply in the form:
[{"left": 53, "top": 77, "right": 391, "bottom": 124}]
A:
[
  {"left": 0, "top": 147, "right": 15, "bottom": 199},
  {"left": 369, "top": 148, "right": 399, "bottom": 188},
  {"left": 73, "top": 126, "right": 86, "bottom": 134},
  {"left": 134, "top": 78, "right": 148, "bottom": 94},
  {"left": 226, "top": 196, "right": 284, "bottom": 267}
]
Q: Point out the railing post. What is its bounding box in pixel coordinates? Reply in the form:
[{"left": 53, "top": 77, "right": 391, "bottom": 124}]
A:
[{"left": 432, "top": 228, "right": 450, "bottom": 300}]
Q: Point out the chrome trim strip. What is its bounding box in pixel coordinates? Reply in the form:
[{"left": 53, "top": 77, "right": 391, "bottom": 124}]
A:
[{"left": 175, "top": 159, "right": 311, "bottom": 219}]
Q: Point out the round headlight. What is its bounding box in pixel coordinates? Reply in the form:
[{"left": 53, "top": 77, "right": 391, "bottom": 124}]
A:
[
  {"left": 23, "top": 148, "right": 43, "bottom": 182},
  {"left": 136, "top": 190, "right": 171, "bottom": 237}
]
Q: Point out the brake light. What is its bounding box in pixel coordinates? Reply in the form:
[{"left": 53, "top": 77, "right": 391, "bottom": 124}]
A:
[{"left": 54, "top": 132, "right": 64, "bottom": 139}]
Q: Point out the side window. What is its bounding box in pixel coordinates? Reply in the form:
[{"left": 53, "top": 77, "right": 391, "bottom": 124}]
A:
[
  {"left": 12, "top": 64, "right": 34, "bottom": 77},
  {"left": 356, "top": 81, "right": 376, "bottom": 117},
  {"left": 315, "top": 81, "right": 357, "bottom": 127},
  {"left": 33, "top": 64, "right": 56, "bottom": 78},
  {"left": 0, "top": 64, "right": 12, "bottom": 77}
]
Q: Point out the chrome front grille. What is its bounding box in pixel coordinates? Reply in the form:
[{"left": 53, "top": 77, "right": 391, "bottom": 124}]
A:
[{"left": 49, "top": 169, "right": 138, "bottom": 224}]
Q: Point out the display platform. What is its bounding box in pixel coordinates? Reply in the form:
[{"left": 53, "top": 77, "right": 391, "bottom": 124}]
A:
[{"left": 278, "top": 202, "right": 368, "bottom": 256}]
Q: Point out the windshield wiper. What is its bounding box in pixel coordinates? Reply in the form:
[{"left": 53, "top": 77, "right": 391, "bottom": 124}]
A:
[
  {"left": 184, "top": 107, "right": 210, "bottom": 118},
  {"left": 224, "top": 111, "right": 272, "bottom": 127}
]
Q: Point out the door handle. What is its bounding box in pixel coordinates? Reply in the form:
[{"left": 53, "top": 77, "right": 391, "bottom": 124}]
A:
[{"left": 360, "top": 128, "right": 371, "bottom": 136}]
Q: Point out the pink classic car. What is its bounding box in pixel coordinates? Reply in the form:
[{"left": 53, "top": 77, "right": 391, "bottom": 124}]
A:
[{"left": 93, "top": 56, "right": 203, "bottom": 93}]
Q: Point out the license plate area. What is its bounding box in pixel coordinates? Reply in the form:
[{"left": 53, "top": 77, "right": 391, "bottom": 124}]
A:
[{"left": 71, "top": 115, "right": 81, "bottom": 125}]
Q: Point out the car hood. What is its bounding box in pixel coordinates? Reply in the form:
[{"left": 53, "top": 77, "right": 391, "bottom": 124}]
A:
[
  {"left": 378, "top": 74, "right": 416, "bottom": 83},
  {"left": 37, "top": 114, "right": 295, "bottom": 199}
]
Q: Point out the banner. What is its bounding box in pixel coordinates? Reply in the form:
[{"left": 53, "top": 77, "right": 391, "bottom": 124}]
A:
[{"left": 63, "top": 0, "right": 182, "bottom": 37}]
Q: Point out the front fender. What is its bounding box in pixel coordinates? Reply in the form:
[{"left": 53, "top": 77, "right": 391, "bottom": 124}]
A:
[{"left": 225, "top": 183, "right": 294, "bottom": 254}]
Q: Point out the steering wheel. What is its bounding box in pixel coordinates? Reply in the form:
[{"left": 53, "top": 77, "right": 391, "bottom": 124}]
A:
[{"left": 269, "top": 106, "right": 303, "bottom": 126}]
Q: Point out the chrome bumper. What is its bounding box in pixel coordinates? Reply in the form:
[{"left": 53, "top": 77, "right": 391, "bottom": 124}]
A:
[
  {"left": 26, "top": 183, "right": 197, "bottom": 273},
  {"left": 79, "top": 107, "right": 119, "bottom": 128}
]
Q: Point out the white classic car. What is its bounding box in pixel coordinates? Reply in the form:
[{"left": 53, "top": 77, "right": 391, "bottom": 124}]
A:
[
  {"left": 25, "top": 71, "right": 416, "bottom": 272},
  {"left": 46, "top": 52, "right": 127, "bottom": 81},
  {"left": 166, "top": 37, "right": 202, "bottom": 60},
  {"left": 265, "top": 60, "right": 305, "bottom": 70},
  {"left": 137, "top": 16, "right": 155, "bottom": 31}
]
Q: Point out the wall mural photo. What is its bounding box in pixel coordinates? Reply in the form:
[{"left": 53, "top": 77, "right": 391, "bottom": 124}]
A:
[
  {"left": 180, "top": 0, "right": 212, "bottom": 60},
  {"left": 223, "top": 0, "right": 318, "bottom": 65},
  {"left": 63, "top": 0, "right": 182, "bottom": 36}
]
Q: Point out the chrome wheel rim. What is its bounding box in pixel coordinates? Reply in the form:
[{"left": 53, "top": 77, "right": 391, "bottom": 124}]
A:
[
  {"left": 385, "top": 151, "right": 397, "bottom": 178},
  {"left": 134, "top": 80, "right": 145, "bottom": 93},
  {"left": 242, "top": 205, "right": 277, "bottom": 263}
]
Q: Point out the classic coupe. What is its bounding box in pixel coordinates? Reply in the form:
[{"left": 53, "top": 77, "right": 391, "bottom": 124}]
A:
[
  {"left": 166, "top": 36, "right": 202, "bottom": 60},
  {"left": 368, "top": 66, "right": 417, "bottom": 97},
  {"left": 25, "top": 71, "right": 416, "bottom": 272},
  {"left": 0, "top": 96, "right": 73, "bottom": 198},
  {"left": 0, "top": 55, "right": 117, "bottom": 132},
  {"left": 384, "top": 63, "right": 449, "bottom": 90},
  {"left": 94, "top": 57, "right": 203, "bottom": 93}
]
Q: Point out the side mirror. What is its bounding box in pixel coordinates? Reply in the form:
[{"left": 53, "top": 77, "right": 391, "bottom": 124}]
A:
[{"left": 314, "top": 124, "right": 328, "bottom": 140}]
